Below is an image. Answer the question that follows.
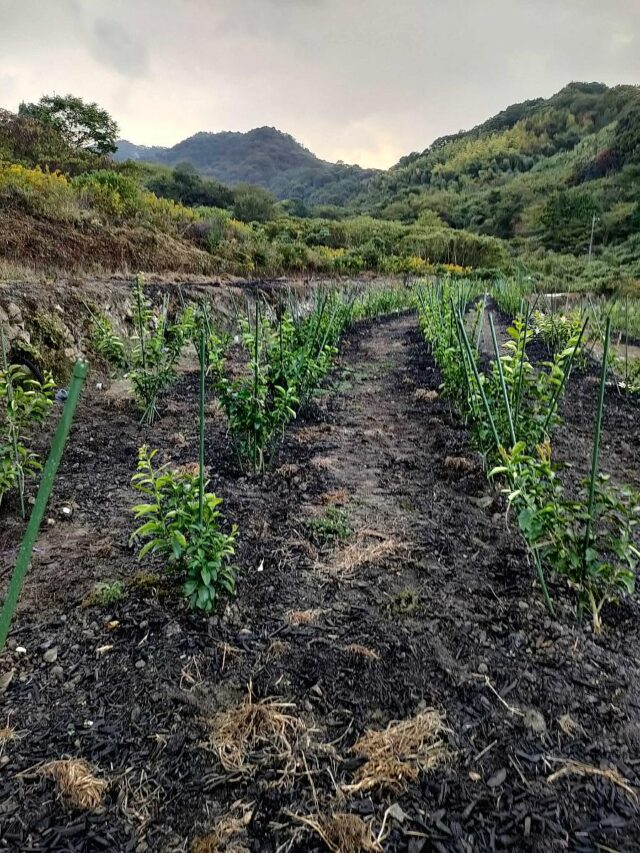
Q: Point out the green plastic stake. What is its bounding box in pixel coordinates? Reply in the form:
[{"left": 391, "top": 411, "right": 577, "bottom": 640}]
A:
[
  {"left": 0, "top": 359, "right": 89, "bottom": 651},
  {"left": 583, "top": 317, "right": 611, "bottom": 573},
  {"left": 198, "top": 326, "right": 206, "bottom": 524}
]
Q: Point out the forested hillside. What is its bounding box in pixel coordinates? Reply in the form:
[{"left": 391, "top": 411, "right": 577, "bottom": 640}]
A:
[
  {"left": 355, "top": 83, "right": 640, "bottom": 263},
  {"left": 115, "top": 127, "right": 376, "bottom": 207}
]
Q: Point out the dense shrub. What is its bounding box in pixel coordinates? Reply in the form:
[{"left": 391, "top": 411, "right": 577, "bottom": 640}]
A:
[{"left": 0, "top": 164, "right": 76, "bottom": 218}]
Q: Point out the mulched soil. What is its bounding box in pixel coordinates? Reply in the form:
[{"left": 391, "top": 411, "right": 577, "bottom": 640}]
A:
[{"left": 1, "top": 310, "right": 640, "bottom": 852}]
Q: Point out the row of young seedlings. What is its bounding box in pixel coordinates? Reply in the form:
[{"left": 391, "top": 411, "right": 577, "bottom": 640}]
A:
[
  {"left": 417, "top": 279, "right": 639, "bottom": 633},
  {"left": 492, "top": 277, "right": 640, "bottom": 393},
  {"left": 0, "top": 276, "right": 414, "bottom": 612},
  {"left": 92, "top": 279, "right": 415, "bottom": 612},
  {"left": 126, "top": 295, "right": 348, "bottom": 611},
  {"left": 0, "top": 275, "right": 193, "bottom": 518},
  {"left": 0, "top": 279, "right": 413, "bottom": 612}
]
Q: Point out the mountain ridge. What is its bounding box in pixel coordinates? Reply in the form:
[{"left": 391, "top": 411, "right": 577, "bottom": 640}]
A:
[{"left": 115, "top": 125, "right": 377, "bottom": 206}]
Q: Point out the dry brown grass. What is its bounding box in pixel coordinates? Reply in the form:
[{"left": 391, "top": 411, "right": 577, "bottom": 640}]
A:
[
  {"left": 548, "top": 759, "right": 637, "bottom": 798},
  {"left": 344, "top": 710, "right": 449, "bottom": 794},
  {"left": 0, "top": 259, "right": 35, "bottom": 280},
  {"left": 191, "top": 804, "right": 252, "bottom": 853},
  {"left": 0, "top": 725, "right": 18, "bottom": 756},
  {"left": 339, "top": 538, "right": 402, "bottom": 571},
  {"left": 557, "top": 714, "right": 586, "bottom": 737},
  {"left": 296, "top": 812, "right": 381, "bottom": 853},
  {"left": 326, "top": 534, "right": 408, "bottom": 579},
  {"left": 311, "top": 455, "right": 338, "bottom": 471},
  {"left": 39, "top": 759, "right": 108, "bottom": 809},
  {"left": 174, "top": 461, "right": 202, "bottom": 477},
  {"left": 296, "top": 425, "right": 330, "bottom": 445},
  {"left": 444, "top": 455, "right": 474, "bottom": 473},
  {"left": 207, "top": 689, "right": 306, "bottom": 778},
  {"left": 216, "top": 642, "right": 244, "bottom": 672},
  {"left": 0, "top": 725, "right": 16, "bottom": 744},
  {"left": 276, "top": 463, "right": 300, "bottom": 478},
  {"left": 344, "top": 644, "right": 380, "bottom": 661},
  {"left": 285, "top": 608, "right": 325, "bottom": 626},
  {"left": 414, "top": 388, "right": 439, "bottom": 402},
  {"left": 320, "top": 489, "right": 350, "bottom": 506},
  {"left": 264, "top": 639, "right": 290, "bottom": 660}
]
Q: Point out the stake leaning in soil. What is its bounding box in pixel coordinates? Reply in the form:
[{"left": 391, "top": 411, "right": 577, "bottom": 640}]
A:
[{"left": 0, "top": 359, "right": 89, "bottom": 651}]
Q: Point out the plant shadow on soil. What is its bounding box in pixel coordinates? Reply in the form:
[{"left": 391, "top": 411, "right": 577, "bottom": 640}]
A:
[{"left": 1, "top": 312, "right": 640, "bottom": 851}]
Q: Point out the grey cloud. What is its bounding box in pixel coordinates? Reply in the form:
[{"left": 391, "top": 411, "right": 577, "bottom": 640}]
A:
[
  {"left": 89, "top": 18, "right": 149, "bottom": 77},
  {"left": 0, "top": 0, "right": 638, "bottom": 167}
]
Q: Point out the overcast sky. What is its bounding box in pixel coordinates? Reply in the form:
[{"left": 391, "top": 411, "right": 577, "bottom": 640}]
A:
[{"left": 0, "top": 0, "right": 638, "bottom": 168}]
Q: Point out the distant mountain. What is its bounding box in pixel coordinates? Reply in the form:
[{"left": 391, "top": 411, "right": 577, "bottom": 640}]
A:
[
  {"left": 115, "top": 126, "right": 377, "bottom": 207},
  {"left": 114, "top": 139, "right": 167, "bottom": 162}
]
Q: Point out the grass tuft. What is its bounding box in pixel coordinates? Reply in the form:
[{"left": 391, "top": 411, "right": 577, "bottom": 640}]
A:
[
  {"left": 344, "top": 710, "right": 449, "bottom": 794},
  {"left": 296, "top": 812, "right": 381, "bottom": 853},
  {"left": 39, "top": 758, "right": 108, "bottom": 809},
  {"left": 207, "top": 688, "right": 306, "bottom": 778}
]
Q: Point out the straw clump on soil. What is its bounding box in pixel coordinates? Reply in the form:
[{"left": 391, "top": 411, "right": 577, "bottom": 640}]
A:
[
  {"left": 330, "top": 538, "right": 406, "bottom": 575},
  {"left": 285, "top": 608, "right": 325, "bottom": 626},
  {"left": 344, "top": 644, "right": 380, "bottom": 660},
  {"left": 207, "top": 688, "right": 307, "bottom": 778},
  {"left": 0, "top": 725, "right": 17, "bottom": 745},
  {"left": 296, "top": 812, "right": 382, "bottom": 853},
  {"left": 191, "top": 805, "right": 252, "bottom": 853},
  {"left": 444, "top": 455, "right": 474, "bottom": 473},
  {"left": 38, "top": 758, "right": 108, "bottom": 809},
  {"left": 414, "top": 388, "right": 439, "bottom": 402},
  {"left": 344, "top": 710, "right": 449, "bottom": 793}
]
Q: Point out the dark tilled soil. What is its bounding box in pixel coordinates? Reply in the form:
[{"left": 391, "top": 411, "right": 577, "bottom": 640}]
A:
[{"left": 1, "top": 312, "right": 640, "bottom": 852}]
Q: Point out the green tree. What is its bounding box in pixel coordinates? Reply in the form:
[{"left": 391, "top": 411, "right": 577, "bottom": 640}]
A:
[
  {"left": 232, "top": 183, "right": 276, "bottom": 223},
  {"left": 614, "top": 104, "right": 640, "bottom": 165},
  {"left": 19, "top": 94, "right": 118, "bottom": 155},
  {"left": 541, "top": 190, "right": 599, "bottom": 252}
]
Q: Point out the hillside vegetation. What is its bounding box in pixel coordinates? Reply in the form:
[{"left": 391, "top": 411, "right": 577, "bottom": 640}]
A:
[
  {"left": 1, "top": 83, "right": 639, "bottom": 287},
  {"left": 0, "top": 100, "right": 503, "bottom": 278},
  {"left": 354, "top": 82, "right": 640, "bottom": 283}
]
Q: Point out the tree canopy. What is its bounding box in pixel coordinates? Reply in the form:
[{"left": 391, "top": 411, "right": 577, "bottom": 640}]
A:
[{"left": 19, "top": 94, "right": 119, "bottom": 155}]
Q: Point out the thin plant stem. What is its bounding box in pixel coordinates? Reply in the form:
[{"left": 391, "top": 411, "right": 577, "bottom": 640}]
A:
[
  {"left": 583, "top": 316, "right": 610, "bottom": 578},
  {"left": 488, "top": 313, "right": 516, "bottom": 447},
  {"left": 134, "top": 276, "right": 147, "bottom": 373},
  {"left": 512, "top": 304, "right": 530, "bottom": 433},
  {"left": 475, "top": 294, "right": 485, "bottom": 353},
  {"left": 456, "top": 309, "right": 501, "bottom": 450},
  {"left": 451, "top": 302, "right": 478, "bottom": 421},
  {"left": 541, "top": 316, "right": 589, "bottom": 435},
  {"left": 252, "top": 300, "right": 260, "bottom": 474},
  {"left": 624, "top": 296, "right": 629, "bottom": 386}
]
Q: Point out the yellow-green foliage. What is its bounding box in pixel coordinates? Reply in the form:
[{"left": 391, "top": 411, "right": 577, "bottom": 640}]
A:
[
  {"left": 73, "top": 169, "right": 199, "bottom": 231},
  {"left": 0, "top": 164, "right": 76, "bottom": 218},
  {"left": 0, "top": 163, "right": 200, "bottom": 234}
]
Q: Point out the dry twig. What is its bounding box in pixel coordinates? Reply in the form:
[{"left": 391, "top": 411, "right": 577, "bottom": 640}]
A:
[{"left": 547, "top": 759, "right": 637, "bottom": 798}]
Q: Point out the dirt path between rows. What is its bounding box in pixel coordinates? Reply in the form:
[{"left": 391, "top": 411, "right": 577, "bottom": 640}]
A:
[{"left": 1, "top": 312, "right": 639, "bottom": 851}]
